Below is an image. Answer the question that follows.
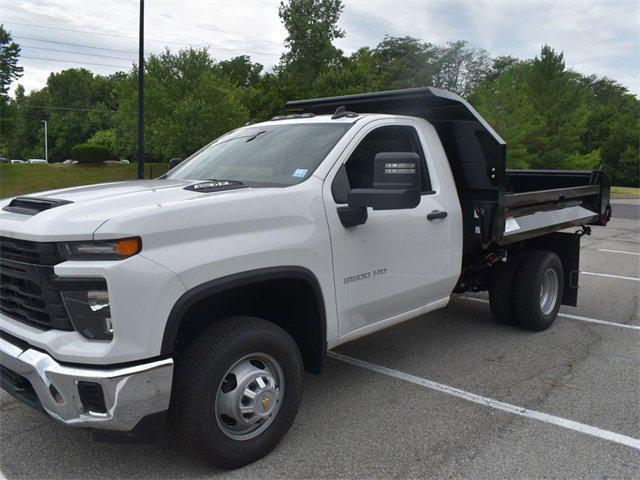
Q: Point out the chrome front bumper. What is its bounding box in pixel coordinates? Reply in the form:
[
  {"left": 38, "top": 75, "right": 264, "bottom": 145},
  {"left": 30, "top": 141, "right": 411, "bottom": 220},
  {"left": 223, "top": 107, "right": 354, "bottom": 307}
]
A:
[{"left": 0, "top": 335, "right": 173, "bottom": 432}]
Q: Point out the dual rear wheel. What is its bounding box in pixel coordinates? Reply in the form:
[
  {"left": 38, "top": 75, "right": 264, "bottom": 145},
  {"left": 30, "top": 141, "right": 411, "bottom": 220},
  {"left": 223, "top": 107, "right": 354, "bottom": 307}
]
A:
[{"left": 489, "top": 250, "right": 564, "bottom": 331}]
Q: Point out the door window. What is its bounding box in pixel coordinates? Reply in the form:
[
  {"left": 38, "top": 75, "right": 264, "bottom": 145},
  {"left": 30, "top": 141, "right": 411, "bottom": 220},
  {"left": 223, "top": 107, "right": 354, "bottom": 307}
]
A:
[{"left": 344, "top": 125, "right": 432, "bottom": 192}]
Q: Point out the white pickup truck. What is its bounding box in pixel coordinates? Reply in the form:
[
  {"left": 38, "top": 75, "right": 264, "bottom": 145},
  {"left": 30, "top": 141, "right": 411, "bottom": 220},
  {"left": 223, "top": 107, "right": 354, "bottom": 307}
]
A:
[{"left": 0, "top": 88, "right": 610, "bottom": 468}]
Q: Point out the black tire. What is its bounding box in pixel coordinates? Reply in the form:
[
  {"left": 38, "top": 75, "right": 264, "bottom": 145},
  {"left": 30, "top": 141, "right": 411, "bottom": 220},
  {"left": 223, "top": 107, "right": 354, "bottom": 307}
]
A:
[
  {"left": 170, "top": 317, "right": 303, "bottom": 469},
  {"left": 488, "top": 251, "right": 527, "bottom": 325},
  {"left": 513, "top": 250, "right": 564, "bottom": 331}
]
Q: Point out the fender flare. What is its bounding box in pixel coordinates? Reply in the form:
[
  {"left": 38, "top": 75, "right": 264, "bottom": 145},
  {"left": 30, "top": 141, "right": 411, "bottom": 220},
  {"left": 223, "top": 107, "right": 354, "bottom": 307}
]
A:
[{"left": 160, "top": 266, "right": 327, "bottom": 359}]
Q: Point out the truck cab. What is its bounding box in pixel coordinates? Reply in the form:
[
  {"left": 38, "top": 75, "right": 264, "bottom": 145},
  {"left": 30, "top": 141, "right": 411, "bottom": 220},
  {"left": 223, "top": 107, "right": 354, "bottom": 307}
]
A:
[{"left": 0, "top": 88, "right": 610, "bottom": 469}]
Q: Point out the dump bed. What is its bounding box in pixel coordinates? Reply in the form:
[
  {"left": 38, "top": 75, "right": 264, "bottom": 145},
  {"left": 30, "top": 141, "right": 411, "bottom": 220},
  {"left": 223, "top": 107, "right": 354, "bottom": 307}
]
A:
[
  {"left": 493, "top": 169, "right": 610, "bottom": 245},
  {"left": 284, "top": 87, "right": 611, "bottom": 259}
]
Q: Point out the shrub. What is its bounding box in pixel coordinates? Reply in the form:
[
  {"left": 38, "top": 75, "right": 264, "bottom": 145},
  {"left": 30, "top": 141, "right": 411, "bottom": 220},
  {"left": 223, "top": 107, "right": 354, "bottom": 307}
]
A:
[
  {"left": 71, "top": 143, "right": 110, "bottom": 164},
  {"left": 87, "top": 129, "right": 117, "bottom": 154}
]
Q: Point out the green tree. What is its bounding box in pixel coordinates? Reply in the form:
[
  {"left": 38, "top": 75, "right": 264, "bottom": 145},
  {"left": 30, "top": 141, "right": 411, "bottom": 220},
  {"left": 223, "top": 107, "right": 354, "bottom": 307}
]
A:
[
  {"left": 215, "top": 55, "right": 268, "bottom": 119},
  {"left": 114, "top": 48, "right": 249, "bottom": 162},
  {"left": 616, "top": 146, "right": 639, "bottom": 187},
  {"left": 580, "top": 76, "right": 639, "bottom": 186},
  {"left": 484, "top": 55, "right": 521, "bottom": 82},
  {"left": 475, "top": 46, "right": 595, "bottom": 170},
  {"left": 599, "top": 114, "right": 640, "bottom": 186},
  {"left": 371, "top": 36, "right": 438, "bottom": 90},
  {"left": 8, "top": 85, "right": 51, "bottom": 159},
  {"left": 0, "top": 25, "right": 23, "bottom": 103},
  {"left": 238, "top": 72, "right": 285, "bottom": 121},
  {"left": 0, "top": 25, "right": 23, "bottom": 156},
  {"left": 312, "top": 48, "right": 377, "bottom": 97},
  {"left": 6, "top": 68, "right": 120, "bottom": 160},
  {"left": 473, "top": 62, "right": 542, "bottom": 168},
  {"left": 43, "top": 69, "right": 116, "bottom": 160},
  {"left": 216, "top": 55, "right": 263, "bottom": 88},
  {"left": 0, "top": 93, "right": 17, "bottom": 156},
  {"left": 524, "top": 46, "right": 591, "bottom": 168},
  {"left": 313, "top": 36, "right": 491, "bottom": 98},
  {"left": 277, "top": 0, "right": 345, "bottom": 97},
  {"left": 432, "top": 41, "right": 492, "bottom": 97}
]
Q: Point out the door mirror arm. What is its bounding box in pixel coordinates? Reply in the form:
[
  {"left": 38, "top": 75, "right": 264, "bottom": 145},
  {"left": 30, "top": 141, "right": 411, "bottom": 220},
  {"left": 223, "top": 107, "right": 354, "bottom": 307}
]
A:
[{"left": 337, "top": 206, "right": 368, "bottom": 228}]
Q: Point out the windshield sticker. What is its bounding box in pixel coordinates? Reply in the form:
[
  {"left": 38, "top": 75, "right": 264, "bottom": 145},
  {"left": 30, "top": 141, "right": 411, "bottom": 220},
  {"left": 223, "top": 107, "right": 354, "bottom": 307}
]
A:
[{"left": 292, "top": 169, "right": 308, "bottom": 178}]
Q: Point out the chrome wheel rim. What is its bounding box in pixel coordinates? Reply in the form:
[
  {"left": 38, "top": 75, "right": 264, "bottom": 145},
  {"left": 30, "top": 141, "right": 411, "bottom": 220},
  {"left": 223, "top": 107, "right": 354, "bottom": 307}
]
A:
[
  {"left": 540, "top": 268, "right": 559, "bottom": 315},
  {"left": 215, "top": 353, "right": 284, "bottom": 441}
]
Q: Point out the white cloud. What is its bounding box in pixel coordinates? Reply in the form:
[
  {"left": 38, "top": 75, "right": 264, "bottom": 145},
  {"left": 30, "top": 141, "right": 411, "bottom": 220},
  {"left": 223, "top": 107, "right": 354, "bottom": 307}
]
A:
[{"left": 2, "top": 0, "right": 639, "bottom": 95}]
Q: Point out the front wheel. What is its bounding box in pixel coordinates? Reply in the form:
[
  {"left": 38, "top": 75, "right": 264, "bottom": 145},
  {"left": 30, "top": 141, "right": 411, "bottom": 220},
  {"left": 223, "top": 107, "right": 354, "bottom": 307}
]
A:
[
  {"left": 170, "top": 317, "right": 303, "bottom": 469},
  {"left": 513, "top": 251, "right": 564, "bottom": 331}
]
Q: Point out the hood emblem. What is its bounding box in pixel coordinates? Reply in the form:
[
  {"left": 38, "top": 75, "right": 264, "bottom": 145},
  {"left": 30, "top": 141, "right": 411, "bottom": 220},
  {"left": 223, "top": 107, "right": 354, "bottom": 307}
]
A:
[
  {"left": 184, "top": 181, "right": 248, "bottom": 193},
  {"left": 194, "top": 181, "right": 232, "bottom": 189}
]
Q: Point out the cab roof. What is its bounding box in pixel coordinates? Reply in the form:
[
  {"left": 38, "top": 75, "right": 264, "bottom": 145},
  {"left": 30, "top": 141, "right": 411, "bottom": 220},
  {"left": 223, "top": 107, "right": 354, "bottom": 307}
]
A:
[{"left": 284, "top": 87, "right": 504, "bottom": 145}]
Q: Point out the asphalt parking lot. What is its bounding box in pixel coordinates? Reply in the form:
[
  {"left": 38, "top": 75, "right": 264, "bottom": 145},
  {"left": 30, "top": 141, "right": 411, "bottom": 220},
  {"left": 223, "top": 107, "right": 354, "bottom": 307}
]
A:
[{"left": 1, "top": 200, "right": 638, "bottom": 479}]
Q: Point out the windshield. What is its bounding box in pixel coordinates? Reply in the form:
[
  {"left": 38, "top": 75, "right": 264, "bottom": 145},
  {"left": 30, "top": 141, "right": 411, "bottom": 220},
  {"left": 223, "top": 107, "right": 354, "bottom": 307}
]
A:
[{"left": 166, "top": 123, "right": 350, "bottom": 186}]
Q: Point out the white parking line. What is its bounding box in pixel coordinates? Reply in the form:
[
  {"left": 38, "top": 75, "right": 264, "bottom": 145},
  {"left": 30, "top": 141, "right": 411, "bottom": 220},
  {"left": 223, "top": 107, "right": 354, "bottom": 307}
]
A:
[
  {"left": 461, "top": 297, "right": 640, "bottom": 331},
  {"left": 329, "top": 352, "right": 640, "bottom": 451},
  {"left": 581, "top": 271, "right": 640, "bottom": 282},
  {"left": 549, "top": 311, "right": 640, "bottom": 331},
  {"left": 598, "top": 249, "right": 640, "bottom": 256}
]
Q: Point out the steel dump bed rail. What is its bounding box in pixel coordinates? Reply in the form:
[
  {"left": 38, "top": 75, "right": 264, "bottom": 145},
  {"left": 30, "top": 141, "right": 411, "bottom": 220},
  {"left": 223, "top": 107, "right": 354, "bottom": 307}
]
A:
[{"left": 488, "top": 169, "right": 611, "bottom": 246}]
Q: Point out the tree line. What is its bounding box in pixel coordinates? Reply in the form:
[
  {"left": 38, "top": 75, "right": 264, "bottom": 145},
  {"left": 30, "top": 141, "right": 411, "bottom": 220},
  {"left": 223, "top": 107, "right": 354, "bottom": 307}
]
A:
[{"left": 0, "top": 0, "right": 638, "bottom": 186}]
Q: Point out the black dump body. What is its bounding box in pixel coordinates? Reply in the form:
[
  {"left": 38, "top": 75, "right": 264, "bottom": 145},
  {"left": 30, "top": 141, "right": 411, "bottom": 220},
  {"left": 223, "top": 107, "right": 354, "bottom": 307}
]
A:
[{"left": 285, "top": 87, "right": 611, "bottom": 261}]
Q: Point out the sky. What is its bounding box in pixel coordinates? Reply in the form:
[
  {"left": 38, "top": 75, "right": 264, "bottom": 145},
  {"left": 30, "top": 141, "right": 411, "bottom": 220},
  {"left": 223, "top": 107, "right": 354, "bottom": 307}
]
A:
[{"left": 2, "top": 0, "right": 639, "bottom": 96}]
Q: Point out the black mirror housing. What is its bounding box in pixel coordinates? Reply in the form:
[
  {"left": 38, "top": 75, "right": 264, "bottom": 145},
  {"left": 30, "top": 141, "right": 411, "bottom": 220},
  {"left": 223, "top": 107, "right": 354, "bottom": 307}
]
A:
[
  {"left": 348, "top": 152, "right": 421, "bottom": 211},
  {"left": 373, "top": 152, "right": 420, "bottom": 190}
]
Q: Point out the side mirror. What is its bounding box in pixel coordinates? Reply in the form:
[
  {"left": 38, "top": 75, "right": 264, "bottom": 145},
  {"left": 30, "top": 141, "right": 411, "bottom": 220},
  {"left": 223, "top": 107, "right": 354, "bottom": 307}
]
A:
[
  {"left": 348, "top": 152, "right": 421, "bottom": 210},
  {"left": 168, "top": 157, "right": 183, "bottom": 171}
]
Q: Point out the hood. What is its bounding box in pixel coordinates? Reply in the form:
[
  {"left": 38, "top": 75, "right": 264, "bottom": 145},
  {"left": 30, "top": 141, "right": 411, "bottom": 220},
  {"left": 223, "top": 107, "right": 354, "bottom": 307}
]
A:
[{"left": 0, "top": 179, "right": 255, "bottom": 241}]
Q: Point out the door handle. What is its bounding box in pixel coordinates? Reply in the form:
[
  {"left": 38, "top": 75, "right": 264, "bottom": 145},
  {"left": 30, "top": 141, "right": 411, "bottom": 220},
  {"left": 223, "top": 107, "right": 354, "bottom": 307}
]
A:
[{"left": 427, "top": 210, "right": 448, "bottom": 221}]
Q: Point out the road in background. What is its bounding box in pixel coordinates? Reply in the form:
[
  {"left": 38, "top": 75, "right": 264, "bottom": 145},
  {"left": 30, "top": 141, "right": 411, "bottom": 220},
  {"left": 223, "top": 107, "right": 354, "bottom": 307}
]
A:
[
  {"left": 1, "top": 201, "right": 638, "bottom": 479},
  {"left": 611, "top": 198, "right": 640, "bottom": 220}
]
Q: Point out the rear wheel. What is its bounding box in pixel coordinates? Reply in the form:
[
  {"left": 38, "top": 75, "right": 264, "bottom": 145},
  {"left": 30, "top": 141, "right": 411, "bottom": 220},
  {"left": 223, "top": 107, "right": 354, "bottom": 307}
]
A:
[
  {"left": 170, "top": 317, "right": 303, "bottom": 469},
  {"left": 513, "top": 251, "right": 564, "bottom": 331}
]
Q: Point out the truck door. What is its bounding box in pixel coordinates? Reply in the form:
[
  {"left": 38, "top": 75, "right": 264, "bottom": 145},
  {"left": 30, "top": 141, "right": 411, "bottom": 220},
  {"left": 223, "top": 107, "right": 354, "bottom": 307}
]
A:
[{"left": 324, "top": 121, "right": 454, "bottom": 338}]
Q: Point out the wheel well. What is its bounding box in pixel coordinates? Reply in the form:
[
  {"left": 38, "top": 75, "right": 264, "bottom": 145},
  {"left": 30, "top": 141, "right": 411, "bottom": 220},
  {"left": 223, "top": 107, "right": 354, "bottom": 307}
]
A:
[
  {"left": 162, "top": 268, "right": 326, "bottom": 373},
  {"left": 457, "top": 232, "right": 580, "bottom": 307}
]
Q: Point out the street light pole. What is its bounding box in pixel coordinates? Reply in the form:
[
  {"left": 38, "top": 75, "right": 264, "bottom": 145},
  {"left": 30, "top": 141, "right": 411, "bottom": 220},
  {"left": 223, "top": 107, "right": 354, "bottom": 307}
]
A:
[
  {"left": 41, "top": 120, "right": 48, "bottom": 162},
  {"left": 137, "top": 0, "right": 145, "bottom": 179}
]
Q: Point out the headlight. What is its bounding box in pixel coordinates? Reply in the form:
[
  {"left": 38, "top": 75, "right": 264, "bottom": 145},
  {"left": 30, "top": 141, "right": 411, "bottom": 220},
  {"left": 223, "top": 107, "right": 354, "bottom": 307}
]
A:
[
  {"left": 58, "top": 237, "right": 141, "bottom": 261},
  {"left": 61, "top": 286, "right": 113, "bottom": 341}
]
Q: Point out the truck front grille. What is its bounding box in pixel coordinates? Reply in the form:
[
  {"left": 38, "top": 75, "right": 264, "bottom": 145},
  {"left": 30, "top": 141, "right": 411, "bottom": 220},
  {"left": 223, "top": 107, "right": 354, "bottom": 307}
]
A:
[
  {"left": 0, "top": 236, "right": 61, "bottom": 265},
  {"left": 0, "top": 237, "right": 73, "bottom": 331}
]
